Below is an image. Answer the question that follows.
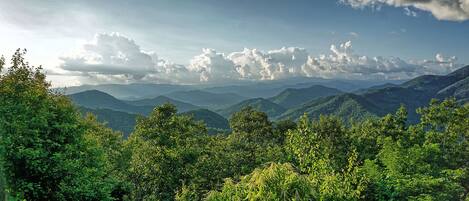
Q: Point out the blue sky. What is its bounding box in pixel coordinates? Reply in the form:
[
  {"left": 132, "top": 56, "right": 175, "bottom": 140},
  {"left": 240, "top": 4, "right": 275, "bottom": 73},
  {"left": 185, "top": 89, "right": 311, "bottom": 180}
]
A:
[{"left": 0, "top": 0, "right": 467, "bottom": 86}]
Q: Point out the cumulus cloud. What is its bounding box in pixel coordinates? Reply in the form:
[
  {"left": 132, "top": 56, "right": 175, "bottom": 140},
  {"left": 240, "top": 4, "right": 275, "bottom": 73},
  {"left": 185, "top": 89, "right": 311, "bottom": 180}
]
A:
[
  {"left": 302, "top": 41, "right": 461, "bottom": 80},
  {"left": 59, "top": 33, "right": 200, "bottom": 84},
  {"left": 229, "top": 47, "right": 309, "bottom": 80},
  {"left": 59, "top": 33, "right": 158, "bottom": 83},
  {"left": 57, "top": 33, "right": 464, "bottom": 85},
  {"left": 188, "top": 49, "right": 238, "bottom": 82},
  {"left": 340, "top": 0, "right": 469, "bottom": 21}
]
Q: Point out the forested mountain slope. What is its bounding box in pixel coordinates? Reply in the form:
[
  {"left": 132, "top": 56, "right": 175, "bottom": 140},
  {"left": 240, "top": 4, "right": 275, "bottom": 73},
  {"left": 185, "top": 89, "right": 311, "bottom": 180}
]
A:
[
  {"left": 218, "top": 98, "right": 286, "bottom": 118},
  {"left": 279, "top": 65, "right": 469, "bottom": 121},
  {"left": 268, "top": 85, "right": 342, "bottom": 108}
]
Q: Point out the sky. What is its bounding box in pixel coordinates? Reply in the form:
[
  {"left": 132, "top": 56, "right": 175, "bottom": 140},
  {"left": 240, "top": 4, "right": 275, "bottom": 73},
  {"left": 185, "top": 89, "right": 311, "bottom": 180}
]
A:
[{"left": 0, "top": 0, "right": 468, "bottom": 87}]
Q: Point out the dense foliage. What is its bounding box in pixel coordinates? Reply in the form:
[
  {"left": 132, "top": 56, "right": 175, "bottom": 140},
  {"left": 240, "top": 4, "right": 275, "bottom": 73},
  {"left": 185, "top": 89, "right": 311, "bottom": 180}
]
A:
[{"left": 1, "top": 50, "right": 468, "bottom": 200}]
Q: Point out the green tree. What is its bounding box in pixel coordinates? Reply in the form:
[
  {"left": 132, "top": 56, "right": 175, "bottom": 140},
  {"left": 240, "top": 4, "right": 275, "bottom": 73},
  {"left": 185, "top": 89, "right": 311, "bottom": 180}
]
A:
[
  {"left": 82, "top": 114, "right": 131, "bottom": 200},
  {"left": 205, "top": 163, "right": 317, "bottom": 201},
  {"left": 229, "top": 106, "right": 274, "bottom": 141},
  {"left": 286, "top": 114, "right": 367, "bottom": 200},
  {"left": 0, "top": 49, "right": 114, "bottom": 200},
  {"left": 361, "top": 99, "right": 469, "bottom": 200},
  {"left": 126, "top": 104, "right": 207, "bottom": 200}
]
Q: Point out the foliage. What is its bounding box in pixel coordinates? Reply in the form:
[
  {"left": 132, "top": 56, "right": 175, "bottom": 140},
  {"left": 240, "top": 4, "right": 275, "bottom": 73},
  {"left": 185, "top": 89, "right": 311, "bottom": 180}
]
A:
[
  {"left": 0, "top": 49, "right": 114, "bottom": 200},
  {"left": 125, "top": 104, "right": 207, "bottom": 200},
  {"left": 205, "top": 163, "right": 317, "bottom": 201}
]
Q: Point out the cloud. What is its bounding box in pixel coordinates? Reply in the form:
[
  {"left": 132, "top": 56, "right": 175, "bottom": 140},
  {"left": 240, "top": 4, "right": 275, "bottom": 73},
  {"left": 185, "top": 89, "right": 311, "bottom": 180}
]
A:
[
  {"left": 228, "top": 47, "right": 309, "bottom": 80},
  {"left": 60, "top": 33, "right": 157, "bottom": 79},
  {"left": 302, "top": 41, "right": 461, "bottom": 80},
  {"left": 59, "top": 33, "right": 199, "bottom": 84},
  {"left": 340, "top": 0, "right": 469, "bottom": 21},
  {"left": 57, "top": 33, "right": 464, "bottom": 85},
  {"left": 188, "top": 48, "right": 238, "bottom": 82}
]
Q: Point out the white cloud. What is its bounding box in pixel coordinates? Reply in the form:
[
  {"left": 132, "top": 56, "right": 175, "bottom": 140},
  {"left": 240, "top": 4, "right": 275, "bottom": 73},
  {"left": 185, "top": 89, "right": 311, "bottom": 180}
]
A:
[
  {"left": 59, "top": 33, "right": 199, "bottom": 84},
  {"left": 57, "top": 33, "right": 464, "bottom": 85},
  {"left": 340, "top": 0, "right": 469, "bottom": 21},
  {"left": 228, "top": 47, "right": 309, "bottom": 80},
  {"left": 60, "top": 33, "right": 157, "bottom": 78},
  {"left": 302, "top": 41, "right": 462, "bottom": 80},
  {"left": 188, "top": 48, "right": 238, "bottom": 82}
]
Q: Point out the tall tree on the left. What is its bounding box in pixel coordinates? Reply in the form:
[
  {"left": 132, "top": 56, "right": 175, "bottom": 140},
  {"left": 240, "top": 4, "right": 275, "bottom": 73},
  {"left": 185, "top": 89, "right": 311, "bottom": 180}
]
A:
[{"left": 0, "top": 49, "right": 114, "bottom": 200}]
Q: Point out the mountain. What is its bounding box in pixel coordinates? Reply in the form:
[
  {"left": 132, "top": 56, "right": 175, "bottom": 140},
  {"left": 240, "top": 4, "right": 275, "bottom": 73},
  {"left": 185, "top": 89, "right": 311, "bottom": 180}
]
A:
[
  {"left": 165, "top": 90, "right": 248, "bottom": 109},
  {"left": 354, "top": 83, "right": 399, "bottom": 94},
  {"left": 59, "top": 83, "right": 196, "bottom": 100},
  {"left": 269, "top": 85, "right": 342, "bottom": 108},
  {"left": 68, "top": 90, "right": 153, "bottom": 115},
  {"left": 278, "top": 65, "right": 469, "bottom": 122},
  {"left": 436, "top": 77, "right": 469, "bottom": 103},
  {"left": 218, "top": 98, "right": 286, "bottom": 118},
  {"left": 182, "top": 109, "right": 230, "bottom": 130},
  {"left": 125, "top": 96, "right": 199, "bottom": 113},
  {"left": 278, "top": 93, "right": 381, "bottom": 121},
  {"left": 57, "top": 78, "right": 405, "bottom": 100},
  {"left": 203, "top": 78, "right": 404, "bottom": 98},
  {"left": 79, "top": 107, "right": 137, "bottom": 138}
]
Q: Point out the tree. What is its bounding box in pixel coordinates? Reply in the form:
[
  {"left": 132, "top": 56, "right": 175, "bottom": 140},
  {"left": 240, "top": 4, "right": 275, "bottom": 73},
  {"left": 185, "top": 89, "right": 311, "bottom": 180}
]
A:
[
  {"left": 228, "top": 106, "right": 285, "bottom": 175},
  {"left": 205, "top": 163, "right": 317, "bottom": 201},
  {"left": 286, "top": 114, "right": 368, "bottom": 200},
  {"left": 286, "top": 114, "right": 351, "bottom": 173},
  {"left": 229, "top": 106, "right": 273, "bottom": 141},
  {"left": 125, "top": 104, "right": 207, "bottom": 200},
  {"left": 361, "top": 99, "right": 469, "bottom": 200},
  {"left": 0, "top": 49, "right": 114, "bottom": 200},
  {"left": 273, "top": 119, "right": 297, "bottom": 145},
  {"left": 82, "top": 114, "right": 131, "bottom": 200}
]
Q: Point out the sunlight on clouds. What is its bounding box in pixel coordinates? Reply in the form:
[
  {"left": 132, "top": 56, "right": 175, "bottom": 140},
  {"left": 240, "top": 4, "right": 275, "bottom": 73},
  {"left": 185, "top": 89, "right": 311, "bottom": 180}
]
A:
[{"left": 55, "top": 33, "right": 464, "bottom": 85}]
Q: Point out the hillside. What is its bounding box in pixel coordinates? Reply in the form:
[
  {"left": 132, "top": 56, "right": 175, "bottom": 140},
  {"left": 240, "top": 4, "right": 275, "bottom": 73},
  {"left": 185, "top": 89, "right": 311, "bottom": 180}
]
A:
[
  {"left": 165, "top": 90, "right": 247, "bottom": 109},
  {"left": 278, "top": 93, "right": 380, "bottom": 121},
  {"left": 182, "top": 109, "right": 230, "bottom": 130},
  {"left": 68, "top": 90, "right": 153, "bottom": 115},
  {"left": 79, "top": 107, "right": 137, "bottom": 138},
  {"left": 60, "top": 83, "right": 195, "bottom": 100},
  {"left": 436, "top": 77, "right": 469, "bottom": 103},
  {"left": 125, "top": 96, "right": 199, "bottom": 113},
  {"left": 218, "top": 98, "right": 286, "bottom": 118},
  {"left": 269, "top": 85, "right": 342, "bottom": 108},
  {"left": 278, "top": 65, "right": 469, "bottom": 122},
  {"left": 204, "top": 78, "right": 403, "bottom": 97}
]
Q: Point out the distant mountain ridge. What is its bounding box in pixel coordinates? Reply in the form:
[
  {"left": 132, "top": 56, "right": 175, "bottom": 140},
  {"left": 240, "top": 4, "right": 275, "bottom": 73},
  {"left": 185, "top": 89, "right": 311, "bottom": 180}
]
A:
[
  {"left": 68, "top": 90, "right": 154, "bottom": 115},
  {"left": 68, "top": 65, "right": 468, "bottom": 136},
  {"left": 268, "top": 85, "right": 343, "bottom": 108},
  {"left": 79, "top": 107, "right": 137, "bottom": 138},
  {"left": 279, "top": 65, "right": 469, "bottom": 122},
  {"left": 60, "top": 83, "right": 196, "bottom": 100},
  {"left": 218, "top": 98, "right": 286, "bottom": 118},
  {"left": 182, "top": 109, "right": 230, "bottom": 130},
  {"left": 69, "top": 90, "right": 199, "bottom": 115},
  {"left": 125, "top": 96, "right": 199, "bottom": 112},
  {"left": 165, "top": 90, "right": 248, "bottom": 110},
  {"left": 69, "top": 90, "right": 229, "bottom": 135},
  {"left": 57, "top": 78, "right": 404, "bottom": 100}
]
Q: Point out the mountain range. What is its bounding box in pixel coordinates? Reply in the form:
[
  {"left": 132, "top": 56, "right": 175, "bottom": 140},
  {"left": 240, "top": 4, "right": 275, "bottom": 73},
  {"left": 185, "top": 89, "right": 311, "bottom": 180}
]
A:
[
  {"left": 67, "top": 65, "right": 468, "bottom": 136},
  {"left": 58, "top": 78, "right": 404, "bottom": 100},
  {"left": 279, "top": 65, "right": 469, "bottom": 122}
]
